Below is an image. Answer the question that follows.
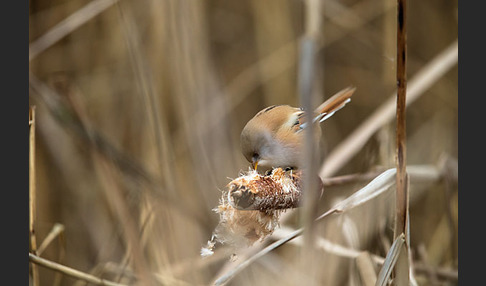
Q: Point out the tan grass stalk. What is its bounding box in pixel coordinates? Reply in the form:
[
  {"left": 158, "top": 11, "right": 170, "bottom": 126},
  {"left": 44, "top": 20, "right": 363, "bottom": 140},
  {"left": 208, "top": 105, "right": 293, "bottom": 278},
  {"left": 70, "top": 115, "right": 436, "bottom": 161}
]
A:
[
  {"left": 116, "top": 3, "right": 176, "bottom": 197},
  {"left": 29, "top": 253, "right": 126, "bottom": 286},
  {"left": 29, "top": 106, "right": 39, "bottom": 286}
]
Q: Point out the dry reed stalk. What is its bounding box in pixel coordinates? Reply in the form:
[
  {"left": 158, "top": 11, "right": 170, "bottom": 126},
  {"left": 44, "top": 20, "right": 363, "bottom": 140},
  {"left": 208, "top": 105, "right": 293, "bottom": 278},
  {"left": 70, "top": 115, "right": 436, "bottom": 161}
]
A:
[
  {"left": 116, "top": 2, "right": 176, "bottom": 197},
  {"left": 298, "top": 0, "right": 323, "bottom": 276},
  {"left": 29, "top": 106, "right": 39, "bottom": 286},
  {"left": 92, "top": 154, "right": 154, "bottom": 285},
  {"left": 29, "top": 253, "right": 126, "bottom": 286},
  {"left": 355, "top": 251, "right": 377, "bottom": 286},
  {"left": 394, "top": 0, "right": 408, "bottom": 240},
  {"left": 391, "top": 0, "right": 411, "bottom": 284}
]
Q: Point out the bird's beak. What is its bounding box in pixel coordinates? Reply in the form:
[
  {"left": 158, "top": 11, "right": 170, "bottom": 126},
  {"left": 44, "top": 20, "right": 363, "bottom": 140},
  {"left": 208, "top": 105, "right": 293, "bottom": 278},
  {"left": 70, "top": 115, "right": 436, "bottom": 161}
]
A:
[{"left": 253, "top": 160, "right": 259, "bottom": 171}]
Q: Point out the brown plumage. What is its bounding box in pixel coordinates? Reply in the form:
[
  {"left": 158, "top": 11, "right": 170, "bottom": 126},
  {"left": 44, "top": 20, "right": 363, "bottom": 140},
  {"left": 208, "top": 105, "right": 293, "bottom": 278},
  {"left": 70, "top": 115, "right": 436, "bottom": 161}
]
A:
[{"left": 240, "top": 86, "right": 355, "bottom": 170}]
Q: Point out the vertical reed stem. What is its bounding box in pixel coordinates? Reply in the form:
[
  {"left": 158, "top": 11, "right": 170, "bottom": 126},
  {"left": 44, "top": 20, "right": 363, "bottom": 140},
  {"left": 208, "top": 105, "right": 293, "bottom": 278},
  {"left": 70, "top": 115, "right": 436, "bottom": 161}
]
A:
[
  {"left": 394, "top": 0, "right": 410, "bottom": 282},
  {"left": 299, "top": 0, "right": 322, "bottom": 282},
  {"left": 29, "top": 106, "right": 39, "bottom": 286},
  {"left": 394, "top": 0, "right": 408, "bottom": 240}
]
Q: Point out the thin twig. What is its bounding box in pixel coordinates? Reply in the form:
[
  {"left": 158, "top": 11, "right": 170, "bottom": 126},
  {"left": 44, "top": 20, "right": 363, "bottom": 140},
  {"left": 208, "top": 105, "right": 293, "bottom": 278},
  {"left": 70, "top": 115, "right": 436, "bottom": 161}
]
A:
[
  {"left": 37, "top": 223, "right": 65, "bottom": 256},
  {"left": 321, "top": 168, "right": 386, "bottom": 187},
  {"left": 37, "top": 223, "right": 66, "bottom": 286},
  {"left": 319, "top": 39, "right": 458, "bottom": 178},
  {"left": 29, "top": 253, "right": 126, "bottom": 286}
]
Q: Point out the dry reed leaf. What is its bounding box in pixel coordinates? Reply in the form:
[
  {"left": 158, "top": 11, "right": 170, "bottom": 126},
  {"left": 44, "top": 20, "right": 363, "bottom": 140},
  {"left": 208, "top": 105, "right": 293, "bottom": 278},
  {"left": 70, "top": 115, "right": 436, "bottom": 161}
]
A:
[
  {"left": 201, "top": 168, "right": 304, "bottom": 257},
  {"left": 376, "top": 233, "right": 407, "bottom": 286},
  {"left": 323, "top": 168, "right": 396, "bottom": 215}
]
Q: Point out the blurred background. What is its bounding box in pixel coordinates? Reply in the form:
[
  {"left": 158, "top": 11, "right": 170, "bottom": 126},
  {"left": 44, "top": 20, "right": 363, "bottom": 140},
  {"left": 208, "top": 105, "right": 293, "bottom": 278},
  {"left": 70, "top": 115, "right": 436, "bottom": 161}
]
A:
[{"left": 29, "top": 0, "right": 457, "bottom": 285}]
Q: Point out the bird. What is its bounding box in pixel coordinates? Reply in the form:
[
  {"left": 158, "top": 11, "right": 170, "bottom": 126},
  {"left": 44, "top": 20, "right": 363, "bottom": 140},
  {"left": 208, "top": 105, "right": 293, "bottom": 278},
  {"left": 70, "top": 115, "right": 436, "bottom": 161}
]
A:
[{"left": 240, "top": 86, "right": 356, "bottom": 171}]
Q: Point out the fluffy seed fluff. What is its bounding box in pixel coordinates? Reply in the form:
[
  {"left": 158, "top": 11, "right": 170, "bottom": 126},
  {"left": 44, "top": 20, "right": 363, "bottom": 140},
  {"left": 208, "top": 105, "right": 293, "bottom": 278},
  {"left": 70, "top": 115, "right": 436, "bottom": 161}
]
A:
[{"left": 201, "top": 168, "right": 302, "bottom": 257}]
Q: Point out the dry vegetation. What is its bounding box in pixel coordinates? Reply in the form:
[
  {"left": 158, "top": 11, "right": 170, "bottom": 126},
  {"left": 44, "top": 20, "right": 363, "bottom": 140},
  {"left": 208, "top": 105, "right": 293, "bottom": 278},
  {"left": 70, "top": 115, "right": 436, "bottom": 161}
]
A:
[{"left": 29, "top": 0, "right": 457, "bottom": 285}]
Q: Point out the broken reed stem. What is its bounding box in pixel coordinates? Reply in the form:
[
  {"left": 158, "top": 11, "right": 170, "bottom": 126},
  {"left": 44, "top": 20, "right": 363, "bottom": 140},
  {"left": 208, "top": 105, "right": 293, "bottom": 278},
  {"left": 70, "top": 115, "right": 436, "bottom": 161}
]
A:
[
  {"left": 29, "top": 106, "right": 39, "bottom": 286},
  {"left": 394, "top": 0, "right": 408, "bottom": 240},
  {"left": 38, "top": 223, "right": 65, "bottom": 256},
  {"left": 29, "top": 253, "right": 126, "bottom": 286}
]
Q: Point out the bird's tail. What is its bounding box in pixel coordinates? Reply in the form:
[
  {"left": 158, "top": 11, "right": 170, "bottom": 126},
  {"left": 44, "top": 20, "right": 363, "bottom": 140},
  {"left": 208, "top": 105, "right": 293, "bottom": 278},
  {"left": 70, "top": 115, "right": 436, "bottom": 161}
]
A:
[{"left": 313, "top": 86, "right": 356, "bottom": 123}]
